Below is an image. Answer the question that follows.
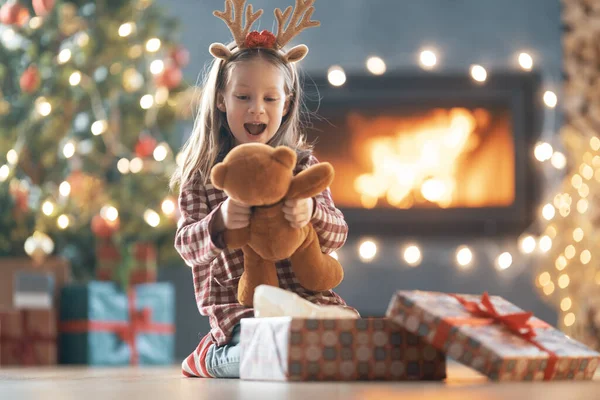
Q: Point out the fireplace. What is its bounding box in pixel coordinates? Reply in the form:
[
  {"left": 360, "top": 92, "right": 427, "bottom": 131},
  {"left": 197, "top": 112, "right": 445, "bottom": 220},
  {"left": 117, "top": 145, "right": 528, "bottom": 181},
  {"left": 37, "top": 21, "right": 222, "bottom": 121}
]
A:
[{"left": 303, "top": 72, "right": 542, "bottom": 237}]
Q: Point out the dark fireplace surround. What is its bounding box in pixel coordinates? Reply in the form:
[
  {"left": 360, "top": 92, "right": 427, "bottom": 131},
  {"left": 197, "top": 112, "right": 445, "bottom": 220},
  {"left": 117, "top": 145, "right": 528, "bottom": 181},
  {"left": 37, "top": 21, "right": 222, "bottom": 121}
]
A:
[{"left": 303, "top": 71, "right": 543, "bottom": 238}]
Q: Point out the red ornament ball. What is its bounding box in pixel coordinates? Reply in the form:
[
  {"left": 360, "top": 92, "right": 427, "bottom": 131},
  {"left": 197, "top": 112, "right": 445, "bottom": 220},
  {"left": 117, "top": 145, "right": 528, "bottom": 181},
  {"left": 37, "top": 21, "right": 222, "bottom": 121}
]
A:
[
  {"left": 155, "top": 64, "right": 182, "bottom": 90},
  {"left": 91, "top": 215, "right": 119, "bottom": 238},
  {"left": 32, "top": 0, "right": 55, "bottom": 16},
  {"left": 135, "top": 135, "right": 158, "bottom": 158},
  {"left": 170, "top": 46, "right": 190, "bottom": 67},
  {"left": 20, "top": 66, "right": 41, "bottom": 94},
  {"left": 0, "top": 1, "right": 29, "bottom": 26}
]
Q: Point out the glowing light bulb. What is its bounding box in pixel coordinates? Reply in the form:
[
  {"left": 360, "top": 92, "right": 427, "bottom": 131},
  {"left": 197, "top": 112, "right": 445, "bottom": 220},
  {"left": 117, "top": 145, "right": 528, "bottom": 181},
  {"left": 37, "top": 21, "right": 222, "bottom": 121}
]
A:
[
  {"left": 534, "top": 142, "right": 553, "bottom": 162},
  {"left": 564, "top": 312, "right": 575, "bottom": 327},
  {"left": 496, "top": 252, "right": 512, "bottom": 270},
  {"left": 140, "top": 94, "right": 154, "bottom": 109},
  {"left": 57, "top": 214, "right": 70, "bottom": 229},
  {"left": 146, "top": 38, "right": 161, "bottom": 52},
  {"left": 117, "top": 158, "right": 130, "bottom": 174},
  {"left": 358, "top": 240, "right": 377, "bottom": 262},
  {"left": 69, "top": 71, "right": 82, "bottom": 86},
  {"left": 419, "top": 50, "right": 437, "bottom": 70},
  {"left": 551, "top": 152, "right": 566, "bottom": 169},
  {"left": 63, "top": 142, "right": 76, "bottom": 158},
  {"left": 161, "top": 198, "right": 176, "bottom": 215},
  {"left": 150, "top": 60, "right": 164, "bottom": 75},
  {"left": 519, "top": 235, "right": 536, "bottom": 254},
  {"left": 544, "top": 91, "right": 557, "bottom": 108},
  {"left": 539, "top": 235, "right": 552, "bottom": 252},
  {"left": 153, "top": 143, "right": 168, "bottom": 161},
  {"left": 144, "top": 209, "right": 161, "bottom": 227},
  {"left": 518, "top": 52, "right": 533, "bottom": 70},
  {"left": 542, "top": 204, "right": 555, "bottom": 220},
  {"left": 470, "top": 64, "right": 487, "bottom": 83},
  {"left": 129, "top": 157, "right": 143, "bottom": 173},
  {"left": 59, "top": 181, "right": 71, "bottom": 197},
  {"left": 403, "top": 245, "right": 422, "bottom": 267},
  {"left": 327, "top": 65, "right": 346, "bottom": 87},
  {"left": 42, "top": 201, "right": 54, "bottom": 216},
  {"left": 58, "top": 49, "right": 72, "bottom": 64},
  {"left": 456, "top": 246, "right": 473, "bottom": 268},
  {"left": 6, "top": 149, "right": 18, "bottom": 165},
  {"left": 118, "top": 22, "right": 135, "bottom": 37},
  {"left": 91, "top": 120, "right": 108, "bottom": 135},
  {"left": 366, "top": 56, "right": 386, "bottom": 75}
]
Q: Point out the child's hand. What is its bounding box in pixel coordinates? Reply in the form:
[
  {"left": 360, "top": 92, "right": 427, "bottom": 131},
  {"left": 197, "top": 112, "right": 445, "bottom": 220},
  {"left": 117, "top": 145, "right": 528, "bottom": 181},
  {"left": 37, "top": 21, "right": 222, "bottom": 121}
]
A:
[
  {"left": 283, "top": 198, "right": 314, "bottom": 229},
  {"left": 219, "top": 197, "right": 251, "bottom": 230}
]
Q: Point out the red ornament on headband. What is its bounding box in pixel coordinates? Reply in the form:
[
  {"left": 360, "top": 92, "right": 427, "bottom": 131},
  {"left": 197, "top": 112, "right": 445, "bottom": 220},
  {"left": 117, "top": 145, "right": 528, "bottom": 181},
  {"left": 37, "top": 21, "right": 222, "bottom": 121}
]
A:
[{"left": 244, "top": 30, "right": 277, "bottom": 49}]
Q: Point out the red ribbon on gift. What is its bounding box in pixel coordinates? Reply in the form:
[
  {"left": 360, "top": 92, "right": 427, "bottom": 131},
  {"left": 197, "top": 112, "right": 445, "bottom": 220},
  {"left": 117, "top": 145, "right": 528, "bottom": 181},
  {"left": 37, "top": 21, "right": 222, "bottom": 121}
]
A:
[
  {"left": 432, "top": 292, "right": 558, "bottom": 380},
  {"left": 59, "top": 289, "right": 174, "bottom": 365},
  {"left": 0, "top": 310, "right": 56, "bottom": 366}
]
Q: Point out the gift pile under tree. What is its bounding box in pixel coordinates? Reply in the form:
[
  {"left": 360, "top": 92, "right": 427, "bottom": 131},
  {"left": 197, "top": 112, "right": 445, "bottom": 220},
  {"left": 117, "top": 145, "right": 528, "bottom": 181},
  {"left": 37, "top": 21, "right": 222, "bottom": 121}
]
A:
[{"left": 0, "top": 0, "right": 191, "bottom": 281}]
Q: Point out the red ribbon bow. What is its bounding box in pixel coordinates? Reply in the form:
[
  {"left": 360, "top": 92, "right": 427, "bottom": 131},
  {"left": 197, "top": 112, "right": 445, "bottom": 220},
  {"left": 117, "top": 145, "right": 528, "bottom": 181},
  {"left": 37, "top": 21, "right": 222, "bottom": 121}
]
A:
[
  {"left": 451, "top": 292, "right": 537, "bottom": 339},
  {"left": 437, "top": 292, "right": 558, "bottom": 380},
  {"left": 244, "top": 30, "right": 277, "bottom": 49}
]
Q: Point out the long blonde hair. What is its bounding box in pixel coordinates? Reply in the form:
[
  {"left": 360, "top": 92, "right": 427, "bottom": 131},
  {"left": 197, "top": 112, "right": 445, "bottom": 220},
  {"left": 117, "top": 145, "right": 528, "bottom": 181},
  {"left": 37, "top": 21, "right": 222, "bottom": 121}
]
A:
[{"left": 170, "top": 45, "right": 312, "bottom": 191}]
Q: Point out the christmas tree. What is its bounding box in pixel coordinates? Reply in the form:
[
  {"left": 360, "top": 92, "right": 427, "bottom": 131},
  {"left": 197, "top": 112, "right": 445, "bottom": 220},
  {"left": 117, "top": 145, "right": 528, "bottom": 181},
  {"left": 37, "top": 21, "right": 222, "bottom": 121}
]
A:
[
  {"left": 533, "top": 0, "right": 600, "bottom": 350},
  {"left": 0, "top": 0, "right": 190, "bottom": 279}
]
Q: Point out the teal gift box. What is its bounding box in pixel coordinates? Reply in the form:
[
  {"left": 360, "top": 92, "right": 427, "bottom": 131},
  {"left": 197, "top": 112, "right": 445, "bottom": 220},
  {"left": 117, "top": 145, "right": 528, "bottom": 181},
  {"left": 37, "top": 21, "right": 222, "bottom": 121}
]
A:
[{"left": 58, "top": 281, "right": 175, "bottom": 365}]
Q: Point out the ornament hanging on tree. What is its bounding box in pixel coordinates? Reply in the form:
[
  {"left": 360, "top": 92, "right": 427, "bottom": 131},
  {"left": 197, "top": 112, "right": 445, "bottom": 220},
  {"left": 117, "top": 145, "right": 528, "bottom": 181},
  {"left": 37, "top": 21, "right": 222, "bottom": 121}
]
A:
[
  {"left": 24, "top": 231, "right": 54, "bottom": 265},
  {"left": 91, "top": 214, "right": 119, "bottom": 238},
  {"left": 155, "top": 61, "right": 182, "bottom": 90},
  {"left": 0, "top": 1, "right": 29, "bottom": 26},
  {"left": 134, "top": 134, "right": 157, "bottom": 158},
  {"left": 33, "top": 0, "right": 55, "bottom": 17},
  {"left": 20, "top": 65, "right": 41, "bottom": 94},
  {"left": 170, "top": 46, "right": 190, "bottom": 68},
  {"left": 9, "top": 179, "right": 29, "bottom": 214}
]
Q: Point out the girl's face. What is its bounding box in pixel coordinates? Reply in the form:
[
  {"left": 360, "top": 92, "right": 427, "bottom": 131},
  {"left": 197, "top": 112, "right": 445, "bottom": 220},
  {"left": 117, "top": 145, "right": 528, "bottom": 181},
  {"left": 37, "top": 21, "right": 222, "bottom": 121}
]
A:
[{"left": 218, "top": 58, "right": 290, "bottom": 145}]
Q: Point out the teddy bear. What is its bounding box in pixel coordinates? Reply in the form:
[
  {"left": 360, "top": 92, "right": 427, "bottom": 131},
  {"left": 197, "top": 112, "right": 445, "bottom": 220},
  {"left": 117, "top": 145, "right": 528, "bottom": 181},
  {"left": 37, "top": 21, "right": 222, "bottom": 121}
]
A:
[{"left": 210, "top": 143, "right": 344, "bottom": 307}]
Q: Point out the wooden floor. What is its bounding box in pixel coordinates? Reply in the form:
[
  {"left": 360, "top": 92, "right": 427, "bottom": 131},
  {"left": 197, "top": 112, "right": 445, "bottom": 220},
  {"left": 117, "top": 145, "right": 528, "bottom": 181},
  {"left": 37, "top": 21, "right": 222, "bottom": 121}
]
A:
[{"left": 0, "top": 362, "right": 599, "bottom": 400}]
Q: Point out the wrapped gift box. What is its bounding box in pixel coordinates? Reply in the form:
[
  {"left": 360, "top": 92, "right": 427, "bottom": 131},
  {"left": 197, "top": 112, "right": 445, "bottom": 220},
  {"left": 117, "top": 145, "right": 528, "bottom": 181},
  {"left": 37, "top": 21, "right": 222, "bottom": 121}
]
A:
[
  {"left": 129, "top": 242, "right": 157, "bottom": 285},
  {"left": 386, "top": 290, "right": 600, "bottom": 381},
  {"left": 0, "top": 257, "right": 71, "bottom": 309},
  {"left": 96, "top": 241, "right": 157, "bottom": 286},
  {"left": 240, "top": 317, "right": 446, "bottom": 381},
  {"left": 0, "top": 308, "right": 57, "bottom": 366},
  {"left": 58, "top": 281, "right": 175, "bottom": 366}
]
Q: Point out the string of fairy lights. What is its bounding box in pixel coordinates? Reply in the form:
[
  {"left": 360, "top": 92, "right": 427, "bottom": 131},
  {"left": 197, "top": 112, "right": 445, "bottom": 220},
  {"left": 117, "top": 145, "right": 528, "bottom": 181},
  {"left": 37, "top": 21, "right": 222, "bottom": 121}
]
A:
[{"left": 322, "top": 48, "right": 564, "bottom": 284}]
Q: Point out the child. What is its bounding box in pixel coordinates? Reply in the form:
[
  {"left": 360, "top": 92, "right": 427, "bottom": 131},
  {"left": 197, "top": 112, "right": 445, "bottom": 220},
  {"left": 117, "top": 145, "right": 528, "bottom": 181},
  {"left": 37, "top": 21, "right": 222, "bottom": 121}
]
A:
[{"left": 170, "top": 0, "right": 357, "bottom": 378}]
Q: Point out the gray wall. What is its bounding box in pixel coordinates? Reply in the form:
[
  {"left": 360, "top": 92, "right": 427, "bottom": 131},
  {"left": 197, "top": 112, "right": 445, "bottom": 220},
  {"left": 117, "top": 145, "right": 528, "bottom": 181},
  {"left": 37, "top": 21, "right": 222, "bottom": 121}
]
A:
[{"left": 159, "top": 0, "right": 563, "bottom": 359}]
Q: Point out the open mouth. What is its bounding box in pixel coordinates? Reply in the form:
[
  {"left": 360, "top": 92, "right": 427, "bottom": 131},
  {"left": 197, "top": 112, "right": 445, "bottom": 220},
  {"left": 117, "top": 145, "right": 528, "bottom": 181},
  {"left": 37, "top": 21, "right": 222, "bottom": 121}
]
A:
[{"left": 244, "top": 123, "right": 267, "bottom": 136}]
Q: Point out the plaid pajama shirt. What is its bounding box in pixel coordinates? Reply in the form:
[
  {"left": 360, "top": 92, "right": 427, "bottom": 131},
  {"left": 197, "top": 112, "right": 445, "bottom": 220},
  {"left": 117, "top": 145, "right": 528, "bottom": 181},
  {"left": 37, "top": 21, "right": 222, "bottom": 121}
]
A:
[{"left": 175, "top": 154, "right": 356, "bottom": 347}]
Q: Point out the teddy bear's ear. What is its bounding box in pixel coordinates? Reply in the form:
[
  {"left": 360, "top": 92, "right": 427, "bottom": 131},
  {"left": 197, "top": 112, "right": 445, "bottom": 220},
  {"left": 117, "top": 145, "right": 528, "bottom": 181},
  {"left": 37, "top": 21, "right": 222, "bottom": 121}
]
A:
[
  {"left": 272, "top": 146, "right": 297, "bottom": 169},
  {"left": 210, "top": 163, "right": 227, "bottom": 189}
]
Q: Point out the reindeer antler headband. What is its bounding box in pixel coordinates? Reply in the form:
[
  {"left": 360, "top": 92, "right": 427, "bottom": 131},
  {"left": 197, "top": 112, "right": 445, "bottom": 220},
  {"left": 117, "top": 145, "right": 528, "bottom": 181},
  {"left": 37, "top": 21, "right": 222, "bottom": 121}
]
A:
[{"left": 209, "top": 0, "right": 320, "bottom": 63}]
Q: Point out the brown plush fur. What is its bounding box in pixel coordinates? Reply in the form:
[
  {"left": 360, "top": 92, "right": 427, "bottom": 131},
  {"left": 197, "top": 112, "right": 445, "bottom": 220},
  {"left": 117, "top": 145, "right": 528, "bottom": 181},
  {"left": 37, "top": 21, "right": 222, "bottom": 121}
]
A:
[{"left": 210, "top": 143, "right": 344, "bottom": 306}]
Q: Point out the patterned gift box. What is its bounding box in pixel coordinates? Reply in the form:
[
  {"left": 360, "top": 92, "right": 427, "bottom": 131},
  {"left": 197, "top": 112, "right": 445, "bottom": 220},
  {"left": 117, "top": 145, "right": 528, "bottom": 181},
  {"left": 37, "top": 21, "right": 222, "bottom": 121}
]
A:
[
  {"left": 0, "top": 308, "right": 57, "bottom": 366},
  {"left": 58, "top": 281, "right": 174, "bottom": 365},
  {"left": 386, "top": 290, "right": 600, "bottom": 381},
  {"left": 240, "top": 317, "right": 446, "bottom": 381}
]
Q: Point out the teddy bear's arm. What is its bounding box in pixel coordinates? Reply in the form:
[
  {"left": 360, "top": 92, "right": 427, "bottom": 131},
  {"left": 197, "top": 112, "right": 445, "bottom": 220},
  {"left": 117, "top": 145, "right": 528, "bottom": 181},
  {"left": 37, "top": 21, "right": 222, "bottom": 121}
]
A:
[
  {"left": 285, "top": 162, "right": 334, "bottom": 200},
  {"left": 223, "top": 227, "right": 251, "bottom": 249}
]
